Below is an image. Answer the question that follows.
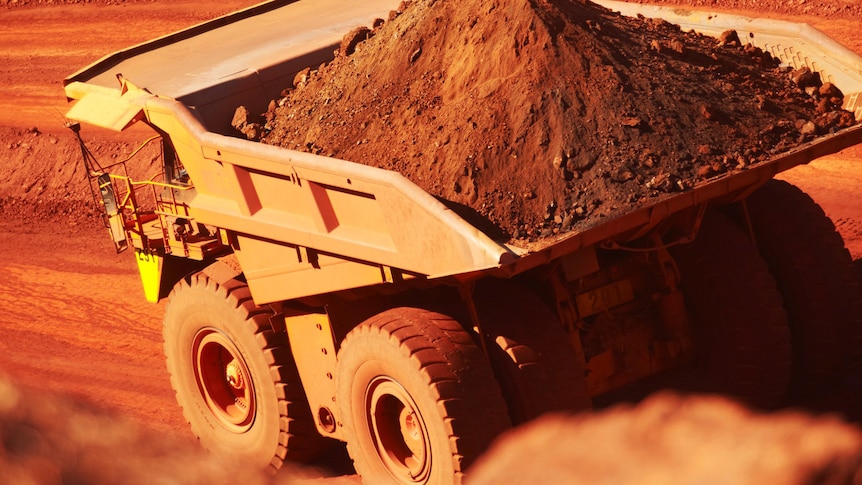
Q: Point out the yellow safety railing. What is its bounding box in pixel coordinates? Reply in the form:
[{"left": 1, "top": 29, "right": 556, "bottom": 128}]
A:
[{"left": 70, "top": 123, "right": 195, "bottom": 254}]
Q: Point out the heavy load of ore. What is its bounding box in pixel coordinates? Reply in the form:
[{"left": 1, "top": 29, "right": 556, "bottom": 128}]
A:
[{"left": 252, "top": 0, "right": 857, "bottom": 243}]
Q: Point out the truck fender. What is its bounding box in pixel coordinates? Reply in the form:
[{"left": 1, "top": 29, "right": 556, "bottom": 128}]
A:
[
  {"left": 200, "top": 254, "right": 243, "bottom": 286},
  {"left": 284, "top": 311, "right": 342, "bottom": 441},
  {"left": 143, "top": 254, "right": 233, "bottom": 303}
]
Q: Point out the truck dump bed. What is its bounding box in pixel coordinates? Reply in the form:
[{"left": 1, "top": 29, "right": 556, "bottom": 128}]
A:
[
  {"left": 64, "top": 0, "right": 862, "bottom": 302},
  {"left": 65, "top": 0, "right": 405, "bottom": 135}
]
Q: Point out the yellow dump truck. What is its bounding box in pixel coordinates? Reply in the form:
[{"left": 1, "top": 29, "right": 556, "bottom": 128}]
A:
[{"left": 64, "top": 1, "right": 862, "bottom": 483}]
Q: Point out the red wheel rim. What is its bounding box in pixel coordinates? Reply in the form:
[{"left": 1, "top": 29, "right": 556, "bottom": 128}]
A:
[
  {"left": 366, "top": 376, "right": 432, "bottom": 483},
  {"left": 193, "top": 329, "right": 255, "bottom": 431}
]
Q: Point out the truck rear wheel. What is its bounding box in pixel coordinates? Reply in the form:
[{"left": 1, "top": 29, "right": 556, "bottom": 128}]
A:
[
  {"left": 744, "top": 179, "right": 862, "bottom": 392},
  {"left": 474, "top": 278, "right": 591, "bottom": 424},
  {"left": 163, "top": 273, "right": 323, "bottom": 471},
  {"left": 670, "top": 211, "right": 792, "bottom": 407},
  {"left": 335, "top": 307, "right": 511, "bottom": 485}
]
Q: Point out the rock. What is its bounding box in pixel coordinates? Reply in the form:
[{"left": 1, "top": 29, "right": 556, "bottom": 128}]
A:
[
  {"left": 668, "top": 39, "right": 686, "bottom": 56},
  {"left": 232, "top": 107, "right": 264, "bottom": 140},
  {"left": 819, "top": 82, "right": 844, "bottom": 99},
  {"left": 646, "top": 171, "right": 682, "bottom": 192},
  {"left": 240, "top": 123, "right": 263, "bottom": 141},
  {"left": 231, "top": 105, "right": 251, "bottom": 131},
  {"left": 799, "top": 120, "right": 817, "bottom": 136},
  {"left": 816, "top": 97, "right": 834, "bottom": 115},
  {"left": 612, "top": 166, "right": 635, "bottom": 183},
  {"left": 790, "top": 66, "right": 822, "bottom": 89},
  {"left": 292, "top": 67, "right": 311, "bottom": 88},
  {"left": 718, "top": 29, "right": 741, "bottom": 45},
  {"left": 696, "top": 165, "right": 716, "bottom": 178},
  {"left": 819, "top": 109, "right": 857, "bottom": 132},
  {"left": 552, "top": 152, "right": 571, "bottom": 179},
  {"left": 621, "top": 116, "right": 642, "bottom": 127},
  {"left": 339, "top": 26, "right": 372, "bottom": 57}
]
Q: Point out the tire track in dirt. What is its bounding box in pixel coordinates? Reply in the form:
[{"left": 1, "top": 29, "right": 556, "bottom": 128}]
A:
[{"left": 0, "top": 224, "right": 189, "bottom": 439}]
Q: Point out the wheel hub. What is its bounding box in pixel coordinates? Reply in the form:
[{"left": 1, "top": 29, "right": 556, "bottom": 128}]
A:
[
  {"left": 367, "top": 377, "right": 431, "bottom": 482},
  {"left": 193, "top": 329, "right": 256, "bottom": 431},
  {"left": 225, "top": 359, "right": 245, "bottom": 389}
]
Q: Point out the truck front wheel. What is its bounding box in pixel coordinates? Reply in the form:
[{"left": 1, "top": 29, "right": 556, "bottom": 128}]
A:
[
  {"left": 163, "top": 273, "right": 323, "bottom": 471},
  {"left": 335, "top": 307, "right": 511, "bottom": 485}
]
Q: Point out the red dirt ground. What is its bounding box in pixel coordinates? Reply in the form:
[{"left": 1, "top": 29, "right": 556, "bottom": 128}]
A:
[{"left": 0, "top": 0, "right": 860, "bottom": 481}]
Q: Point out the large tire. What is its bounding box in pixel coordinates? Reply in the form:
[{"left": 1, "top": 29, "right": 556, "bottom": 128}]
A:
[
  {"left": 335, "top": 307, "right": 511, "bottom": 485},
  {"left": 163, "top": 273, "right": 323, "bottom": 471},
  {"left": 474, "top": 278, "right": 591, "bottom": 424},
  {"left": 670, "top": 211, "right": 792, "bottom": 407},
  {"left": 744, "top": 179, "right": 862, "bottom": 392}
]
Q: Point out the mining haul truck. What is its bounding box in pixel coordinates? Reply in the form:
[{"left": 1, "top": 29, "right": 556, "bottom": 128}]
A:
[{"left": 64, "top": 1, "right": 862, "bottom": 483}]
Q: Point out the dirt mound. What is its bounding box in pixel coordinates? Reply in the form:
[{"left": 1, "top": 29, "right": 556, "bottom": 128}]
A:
[
  {"left": 0, "top": 373, "right": 353, "bottom": 485},
  {"left": 468, "top": 392, "right": 862, "bottom": 484},
  {"left": 0, "top": 126, "right": 161, "bottom": 225},
  {"left": 260, "top": 0, "right": 856, "bottom": 242}
]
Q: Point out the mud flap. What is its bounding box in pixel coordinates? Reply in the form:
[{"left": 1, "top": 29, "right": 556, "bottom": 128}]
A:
[{"left": 135, "top": 249, "right": 163, "bottom": 303}]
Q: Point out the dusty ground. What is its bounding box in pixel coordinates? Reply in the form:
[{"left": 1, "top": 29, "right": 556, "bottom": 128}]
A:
[{"left": 0, "top": 0, "right": 860, "bottom": 481}]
